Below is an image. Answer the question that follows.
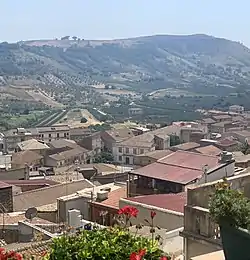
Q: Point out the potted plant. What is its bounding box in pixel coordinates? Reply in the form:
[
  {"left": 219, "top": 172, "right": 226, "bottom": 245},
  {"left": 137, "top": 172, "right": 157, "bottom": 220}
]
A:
[{"left": 209, "top": 179, "right": 250, "bottom": 260}]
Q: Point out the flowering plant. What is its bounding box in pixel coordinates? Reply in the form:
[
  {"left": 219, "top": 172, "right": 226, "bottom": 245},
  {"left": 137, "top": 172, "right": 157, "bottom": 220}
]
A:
[{"left": 0, "top": 248, "right": 22, "bottom": 260}]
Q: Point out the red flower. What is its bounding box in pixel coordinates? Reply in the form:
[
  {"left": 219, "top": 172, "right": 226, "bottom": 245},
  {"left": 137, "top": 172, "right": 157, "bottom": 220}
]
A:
[
  {"left": 40, "top": 251, "right": 47, "bottom": 257},
  {"left": 130, "top": 249, "right": 146, "bottom": 260},
  {"left": 150, "top": 211, "right": 156, "bottom": 219},
  {"left": 118, "top": 206, "right": 139, "bottom": 218}
]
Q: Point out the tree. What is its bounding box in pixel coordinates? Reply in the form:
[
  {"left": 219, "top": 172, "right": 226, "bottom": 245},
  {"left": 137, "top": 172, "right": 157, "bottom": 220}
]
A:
[
  {"left": 93, "top": 152, "right": 114, "bottom": 163},
  {"left": 80, "top": 117, "right": 87, "bottom": 123}
]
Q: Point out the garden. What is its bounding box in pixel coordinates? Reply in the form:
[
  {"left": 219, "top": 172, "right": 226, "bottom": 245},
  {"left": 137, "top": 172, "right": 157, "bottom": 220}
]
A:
[{"left": 0, "top": 206, "right": 174, "bottom": 260}]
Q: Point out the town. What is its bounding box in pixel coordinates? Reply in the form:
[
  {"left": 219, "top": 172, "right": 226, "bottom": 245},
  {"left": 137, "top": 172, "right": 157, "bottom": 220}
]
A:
[{"left": 0, "top": 103, "right": 249, "bottom": 259}]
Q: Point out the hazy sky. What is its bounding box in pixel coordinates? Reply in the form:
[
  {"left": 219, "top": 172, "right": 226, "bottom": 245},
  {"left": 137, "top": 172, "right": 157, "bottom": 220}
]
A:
[{"left": 1, "top": 0, "right": 249, "bottom": 46}]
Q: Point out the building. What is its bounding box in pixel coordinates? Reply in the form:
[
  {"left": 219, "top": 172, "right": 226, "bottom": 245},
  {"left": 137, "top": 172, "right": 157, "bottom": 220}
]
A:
[
  {"left": 69, "top": 127, "right": 93, "bottom": 142},
  {"left": 211, "top": 115, "right": 232, "bottom": 122},
  {"left": 214, "top": 138, "right": 238, "bottom": 152},
  {"left": 77, "top": 132, "right": 102, "bottom": 155},
  {"left": 170, "top": 142, "right": 201, "bottom": 152},
  {"left": 45, "top": 146, "right": 90, "bottom": 167},
  {"left": 11, "top": 150, "right": 44, "bottom": 171},
  {"left": 180, "top": 171, "right": 250, "bottom": 260},
  {"left": 15, "top": 139, "right": 49, "bottom": 154},
  {"left": 195, "top": 145, "right": 222, "bottom": 157},
  {"left": 0, "top": 152, "right": 12, "bottom": 170},
  {"left": 229, "top": 105, "right": 244, "bottom": 114},
  {"left": 134, "top": 150, "right": 173, "bottom": 166},
  {"left": 128, "top": 151, "right": 235, "bottom": 196},
  {"left": 36, "top": 125, "right": 70, "bottom": 143},
  {"left": 4, "top": 125, "right": 71, "bottom": 151},
  {"left": 101, "top": 128, "right": 135, "bottom": 152}
]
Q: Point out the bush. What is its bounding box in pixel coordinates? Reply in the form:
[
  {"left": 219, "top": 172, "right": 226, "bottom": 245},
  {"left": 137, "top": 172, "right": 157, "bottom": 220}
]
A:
[
  {"left": 47, "top": 227, "right": 165, "bottom": 260},
  {"left": 209, "top": 179, "right": 250, "bottom": 229}
]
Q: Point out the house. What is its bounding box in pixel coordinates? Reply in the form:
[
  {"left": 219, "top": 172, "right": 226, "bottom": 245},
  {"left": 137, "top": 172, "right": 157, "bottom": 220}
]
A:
[
  {"left": 0, "top": 181, "right": 13, "bottom": 212},
  {"left": 210, "top": 121, "right": 234, "bottom": 134},
  {"left": 214, "top": 138, "right": 238, "bottom": 152},
  {"left": 170, "top": 142, "right": 200, "bottom": 152},
  {"left": 4, "top": 125, "right": 71, "bottom": 152},
  {"left": 36, "top": 125, "right": 70, "bottom": 143},
  {"left": 90, "top": 186, "right": 127, "bottom": 225},
  {"left": 69, "top": 127, "right": 93, "bottom": 142},
  {"left": 101, "top": 128, "right": 135, "bottom": 152},
  {"left": 180, "top": 171, "right": 250, "bottom": 259},
  {"left": 15, "top": 139, "right": 49, "bottom": 155},
  {"left": 134, "top": 150, "right": 173, "bottom": 166},
  {"left": 128, "top": 150, "right": 235, "bottom": 196},
  {"left": 77, "top": 132, "right": 102, "bottom": 155},
  {"left": 211, "top": 114, "right": 232, "bottom": 122},
  {"left": 180, "top": 127, "right": 206, "bottom": 143},
  {"left": 12, "top": 150, "right": 44, "bottom": 171},
  {"left": 200, "top": 118, "right": 216, "bottom": 132},
  {"left": 45, "top": 146, "right": 90, "bottom": 167},
  {"left": 229, "top": 105, "right": 244, "bottom": 113},
  {"left": 0, "top": 152, "right": 12, "bottom": 170},
  {"left": 195, "top": 145, "right": 222, "bottom": 157},
  {"left": 113, "top": 126, "right": 176, "bottom": 165}
]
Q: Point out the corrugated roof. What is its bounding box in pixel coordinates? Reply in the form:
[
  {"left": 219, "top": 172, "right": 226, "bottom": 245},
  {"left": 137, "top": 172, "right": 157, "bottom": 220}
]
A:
[
  {"left": 125, "top": 192, "right": 187, "bottom": 213},
  {"left": 132, "top": 151, "right": 220, "bottom": 184}
]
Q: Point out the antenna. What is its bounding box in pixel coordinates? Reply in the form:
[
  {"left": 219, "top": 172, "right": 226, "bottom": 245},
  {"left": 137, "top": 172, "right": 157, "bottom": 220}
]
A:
[{"left": 25, "top": 207, "right": 38, "bottom": 221}]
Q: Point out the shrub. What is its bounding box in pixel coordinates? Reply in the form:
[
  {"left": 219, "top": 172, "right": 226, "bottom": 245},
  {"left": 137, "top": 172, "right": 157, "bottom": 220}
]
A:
[
  {"left": 209, "top": 179, "right": 250, "bottom": 229},
  {"left": 80, "top": 117, "right": 87, "bottom": 123}
]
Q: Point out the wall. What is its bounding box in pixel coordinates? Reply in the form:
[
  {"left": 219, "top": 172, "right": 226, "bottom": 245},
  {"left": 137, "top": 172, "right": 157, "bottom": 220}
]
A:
[
  {"left": 134, "top": 155, "right": 157, "bottom": 166},
  {"left": 13, "top": 179, "right": 93, "bottom": 211},
  {"left": 57, "top": 195, "right": 90, "bottom": 223},
  {"left": 196, "top": 161, "right": 235, "bottom": 185},
  {"left": 37, "top": 211, "right": 57, "bottom": 223},
  {"left": 120, "top": 198, "right": 183, "bottom": 231}
]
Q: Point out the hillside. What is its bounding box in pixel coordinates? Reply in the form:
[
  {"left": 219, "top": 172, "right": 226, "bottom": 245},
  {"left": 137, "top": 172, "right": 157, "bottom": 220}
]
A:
[{"left": 1, "top": 34, "right": 250, "bottom": 94}]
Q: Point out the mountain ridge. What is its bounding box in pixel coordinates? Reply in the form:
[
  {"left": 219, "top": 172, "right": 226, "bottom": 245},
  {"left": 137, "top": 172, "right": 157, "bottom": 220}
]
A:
[{"left": 0, "top": 34, "right": 250, "bottom": 94}]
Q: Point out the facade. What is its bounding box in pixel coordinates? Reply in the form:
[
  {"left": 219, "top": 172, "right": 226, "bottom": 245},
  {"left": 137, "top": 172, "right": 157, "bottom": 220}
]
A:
[
  {"left": 128, "top": 107, "right": 143, "bottom": 116},
  {"left": 0, "top": 182, "right": 13, "bottom": 212},
  {"left": 128, "top": 151, "right": 235, "bottom": 196},
  {"left": 3, "top": 125, "right": 71, "bottom": 152},
  {"left": 77, "top": 132, "right": 102, "bottom": 155},
  {"left": 45, "top": 147, "right": 89, "bottom": 167},
  {"left": 180, "top": 171, "right": 250, "bottom": 260}
]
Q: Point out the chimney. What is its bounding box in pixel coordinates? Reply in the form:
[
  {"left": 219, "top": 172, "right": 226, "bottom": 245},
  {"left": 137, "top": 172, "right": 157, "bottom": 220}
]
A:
[{"left": 96, "top": 190, "right": 109, "bottom": 201}]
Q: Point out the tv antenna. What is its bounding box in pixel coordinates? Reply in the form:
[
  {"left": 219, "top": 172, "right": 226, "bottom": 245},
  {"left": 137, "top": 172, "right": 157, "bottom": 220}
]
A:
[{"left": 25, "top": 207, "right": 38, "bottom": 221}]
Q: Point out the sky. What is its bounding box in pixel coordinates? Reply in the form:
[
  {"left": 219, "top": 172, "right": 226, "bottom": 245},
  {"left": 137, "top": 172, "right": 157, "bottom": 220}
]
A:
[{"left": 1, "top": 0, "right": 249, "bottom": 46}]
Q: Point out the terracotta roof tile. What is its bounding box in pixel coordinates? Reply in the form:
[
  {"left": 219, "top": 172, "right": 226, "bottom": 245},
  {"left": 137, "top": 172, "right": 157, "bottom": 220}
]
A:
[
  {"left": 101, "top": 187, "right": 127, "bottom": 209},
  {"left": 195, "top": 145, "right": 222, "bottom": 156}
]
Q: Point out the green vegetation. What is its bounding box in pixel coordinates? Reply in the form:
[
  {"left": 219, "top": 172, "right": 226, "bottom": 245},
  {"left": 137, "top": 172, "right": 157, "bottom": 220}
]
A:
[
  {"left": 88, "top": 124, "right": 111, "bottom": 132},
  {"left": 80, "top": 117, "right": 87, "bottom": 123},
  {"left": 93, "top": 152, "right": 114, "bottom": 163}
]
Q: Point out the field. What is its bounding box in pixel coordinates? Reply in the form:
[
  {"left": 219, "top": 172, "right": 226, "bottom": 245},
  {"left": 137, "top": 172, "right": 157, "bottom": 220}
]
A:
[{"left": 57, "top": 109, "right": 102, "bottom": 128}]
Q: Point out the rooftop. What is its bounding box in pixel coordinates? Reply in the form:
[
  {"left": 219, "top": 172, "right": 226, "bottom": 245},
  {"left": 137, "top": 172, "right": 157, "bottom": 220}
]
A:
[
  {"left": 216, "top": 138, "right": 238, "bottom": 147},
  {"left": 212, "top": 115, "right": 232, "bottom": 120},
  {"left": 132, "top": 151, "right": 221, "bottom": 184},
  {"left": 48, "top": 146, "right": 89, "bottom": 161},
  {"left": 0, "top": 181, "right": 11, "bottom": 189},
  {"left": 103, "top": 128, "right": 135, "bottom": 142},
  {"left": 17, "top": 139, "right": 49, "bottom": 151},
  {"left": 201, "top": 118, "right": 216, "bottom": 124},
  {"left": 101, "top": 186, "right": 127, "bottom": 209},
  {"left": 171, "top": 142, "right": 200, "bottom": 151},
  {"left": 12, "top": 150, "right": 43, "bottom": 166},
  {"left": 48, "top": 139, "right": 78, "bottom": 149},
  {"left": 233, "top": 130, "right": 250, "bottom": 137},
  {"left": 136, "top": 149, "right": 173, "bottom": 160},
  {"left": 36, "top": 125, "right": 70, "bottom": 133},
  {"left": 124, "top": 192, "right": 187, "bottom": 214},
  {"left": 195, "top": 145, "right": 222, "bottom": 156}
]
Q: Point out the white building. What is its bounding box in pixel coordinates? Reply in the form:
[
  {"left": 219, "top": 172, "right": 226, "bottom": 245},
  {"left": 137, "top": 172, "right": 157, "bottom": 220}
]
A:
[{"left": 229, "top": 105, "right": 244, "bottom": 113}]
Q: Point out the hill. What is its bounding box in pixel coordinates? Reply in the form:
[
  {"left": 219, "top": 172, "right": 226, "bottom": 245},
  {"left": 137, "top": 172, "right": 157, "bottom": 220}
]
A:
[{"left": 1, "top": 34, "right": 250, "bottom": 94}]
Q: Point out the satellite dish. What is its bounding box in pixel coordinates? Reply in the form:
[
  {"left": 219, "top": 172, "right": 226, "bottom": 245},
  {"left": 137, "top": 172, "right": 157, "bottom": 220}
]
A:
[{"left": 25, "top": 207, "right": 38, "bottom": 221}]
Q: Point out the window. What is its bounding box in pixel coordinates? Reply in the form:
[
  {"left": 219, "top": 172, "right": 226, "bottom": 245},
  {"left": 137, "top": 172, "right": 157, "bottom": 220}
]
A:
[
  {"left": 133, "top": 148, "right": 137, "bottom": 155},
  {"left": 49, "top": 139, "right": 51, "bottom": 142},
  {"left": 140, "top": 149, "right": 144, "bottom": 154},
  {"left": 49, "top": 134, "right": 51, "bottom": 138},
  {"left": 57, "top": 133, "right": 60, "bottom": 138},
  {"left": 126, "top": 147, "right": 129, "bottom": 154},
  {"left": 67, "top": 132, "right": 69, "bottom": 135},
  {"left": 64, "top": 133, "right": 67, "bottom": 138},
  {"left": 118, "top": 147, "right": 122, "bottom": 153},
  {"left": 119, "top": 156, "right": 122, "bottom": 161},
  {"left": 41, "top": 134, "right": 44, "bottom": 138}
]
